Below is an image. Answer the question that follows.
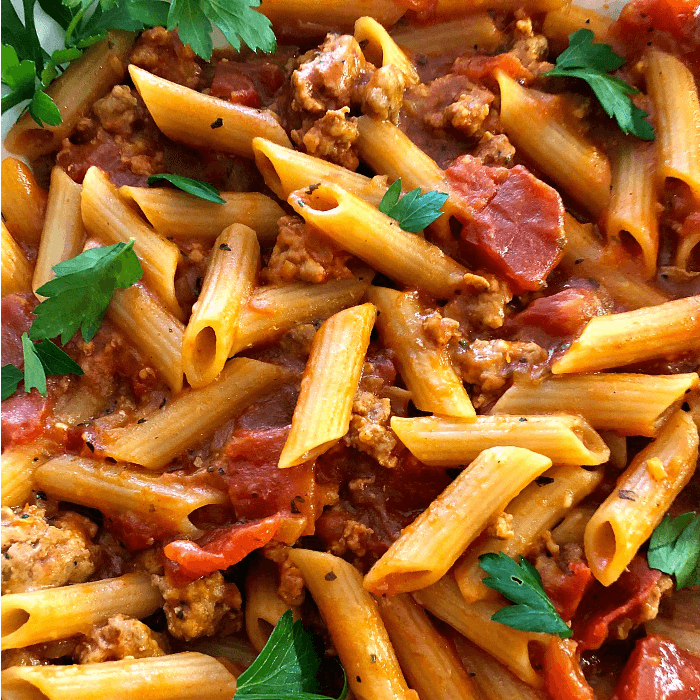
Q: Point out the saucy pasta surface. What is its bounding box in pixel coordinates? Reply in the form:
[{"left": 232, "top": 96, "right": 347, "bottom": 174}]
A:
[{"left": 1, "top": 0, "right": 699, "bottom": 699}]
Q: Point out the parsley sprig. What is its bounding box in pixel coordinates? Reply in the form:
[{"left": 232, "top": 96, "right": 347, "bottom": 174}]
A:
[
  {"left": 234, "top": 610, "right": 347, "bottom": 700},
  {"left": 2, "top": 0, "right": 276, "bottom": 127},
  {"left": 148, "top": 173, "right": 225, "bottom": 204},
  {"left": 648, "top": 513, "right": 700, "bottom": 590},
  {"left": 378, "top": 179, "right": 449, "bottom": 233},
  {"left": 543, "top": 29, "right": 654, "bottom": 141},
  {"left": 479, "top": 552, "right": 572, "bottom": 638},
  {"left": 1, "top": 241, "right": 142, "bottom": 401}
]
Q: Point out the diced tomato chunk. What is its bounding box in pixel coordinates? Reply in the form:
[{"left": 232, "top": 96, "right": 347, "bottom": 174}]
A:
[
  {"left": 1, "top": 391, "right": 51, "bottom": 448},
  {"left": 539, "top": 557, "right": 595, "bottom": 622},
  {"left": 543, "top": 637, "right": 597, "bottom": 700},
  {"left": 453, "top": 53, "right": 534, "bottom": 84},
  {"left": 446, "top": 155, "right": 565, "bottom": 294},
  {"left": 210, "top": 62, "right": 261, "bottom": 107},
  {"left": 613, "top": 635, "right": 700, "bottom": 700}
]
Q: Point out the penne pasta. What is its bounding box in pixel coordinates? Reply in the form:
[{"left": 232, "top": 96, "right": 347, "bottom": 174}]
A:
[
  {"left": 429, "top": 0, "right": 563, "bottom": 17},
  {"left": 129, "top": 65, "right": 291, "bottom": 158},
  {"left": 278, "top": 303, "right": 376, "bottom": 468},
  {"left": 455, "top": 464, "right": 603, "bottom": 604},
  {"left": 492, "top": 373, "right": 699, "bottom": 437},
  {"left": 391, "top": 414, "right": 610, "bottom": 467},
  {"left": 1, "top": 157, "right": 48, "bottom": 244},
  {"left": 1, "top": 573, "right": 161, "bottom": 650},
  {"left": 552, "top": 296, "right": 700, "bottom": 374},
  {"left": 368, "top": 286, "right": 475, "bottom": 418},
  {"left": 1, "top": 222, "right": 32, "bottom": 297},
  {"left": 288, "top": 183, "right": 471, "bottom": 296},
  {"left": 645, "top": 48, "right": 700, "bottom": 199},
  {"left": 33, "top": 167, "right": 85, "bottom": 297},
  {"left": 542, "top": 5, "right": 613, "bottom": 47},
  {"left": 182, "top": 224, "right": 260, "bottom": 388},
  {"left": 3, "top": 32, "right": 135, "bottom": 160},
  {"left": 33, "top": 456, "right": 229, "bottom": 540},
  {"left": 364, "top": 447, "right": 552, "bottom": 595},
  {"left": 1, "top": 438, "right": 56, "bottom": 507},
  {"left": 101, "top": 358, "right": 283, "bottom": 469},
  {"left": 81, "top": 166, "right": 183, "bottom": 319},
  {"left": 119, "top": 187, "right": 285, "bottom": 244},
  {"left": 288, "top": 549, "right": 418, "bottom": 700},
  {"left": 1, "top": 653, "right": 237, "bottom": 700},
  {"left": 496, "top": 71, "right": 611, "bottom": 218},
  {"left": 584, "top": 410, "right": 699, "bottom": 586}
]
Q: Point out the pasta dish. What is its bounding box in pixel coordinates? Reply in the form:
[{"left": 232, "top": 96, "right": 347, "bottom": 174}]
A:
[{"left": 1, "top": 0, "right": 699, "bottom": 698}]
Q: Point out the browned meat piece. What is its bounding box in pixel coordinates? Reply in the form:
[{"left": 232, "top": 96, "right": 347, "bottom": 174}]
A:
[
  {"left": 474, "top": 132, "right": 516, "bottom": 167},
  {"left": 443, "top": 88, "right": 494, "bottom": 136},
  {"left": 421, "top": 312, "right": 461, "bottom": 348},
  {"left": 262, "top": 215, "right": 353, "bottom": 284},
  {"left": 130, "top": 27, "right": 202, "bottom": 89},
  {"left": 512, "top": 13, "right": 552, "bottom": 77},
  {"left": 443, "top": 274, "right": 512, "bottom": 331},
  {"left": 452, "top": 339, "right": 547, "bottom": 407},
  {"left": 292, "top": 108, "right": 360, "bottom": 170},
  {"left": 261, "top": 542, "right": 306, "bottom": 608},
  {"left": 344, "top": 389, "right": 398, "bottom": 468},
  {"left": 329, "top": 519, "right": 376, "bottom": 558},
  {"left": 292, "top": 34, "right": 368, "bottom": 113},
  {"left": 1, "top": 505, "right": 96, "bottom": 594},
  {"left": 153, "top": 571, "right": 242, "bottom": 641},
  {"left": 75, "top": 614, "right": 167, "bottom": 663},
  {"left": 358, "top": 64, "right": 405, "bottom": 123}
]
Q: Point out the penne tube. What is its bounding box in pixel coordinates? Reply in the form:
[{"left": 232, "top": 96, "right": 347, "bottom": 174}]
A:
[
  {"left": 81, "top": 166, "right": 182, "bottom": 320},
  {"left": 561, "top": 213, "right": 668, "bottom": 308},
  {"left": 413, "top": 574, "right": 550, "bottom": 688},
  {"left": 1, "top": 573, "right": 161, "bottom": 650},
  {"left": 605, "top": 142, "right": 659, "bottom": 278},
  {"left": 391, "top": 415, "right": 609, "bottom": 467},
  {"left": 496, "top": 71, "right": 611, "bottom": 219},
  {"left": 258, "top": 0, "right": 405, "bottom": 32},
  {"left": 645, "top": 49, "right": 700, "bottom": 199},
  {"left": 377, "top": 593, "right": 482, "bottom": 700},
  {"left": 102, "top": 358, "right": 283, "bottom": 469},
  {"left": 1, "top": 438, "right": 56, "bottom": 507},
  {"left": 552, "top": 296, "right": 700, "bottom": 374},
  {"left": 354, "top": 17, "right": 419, "bottom": 85},
  {"left": 288, "top": 549, "right": 419, "bottom": 700},
  {"left": 542, "top": 6, "right": 613, "bottom": 47},
  {"left": 551, "top": 506, "right": 597, "bottom": 547},
  {"left": 107, "top": 282, "right": 185, "bottom": 394},
  {"left": 231, "top": 275, "right": 372, "bottom": 355},
  {"left": 33, "top": 167, "right": 85, "bottom": 297},
  {"left": 1, "top": 157, "right": 48, "bottom": 244},
  {"left": 429, "top": 0, "right": 563, "bottom": 18},
  {"left": 492, "top": 373, "right": 699, "bottom": 437},
  {"left": 182, "top": 225, "right": 260, "bottom": 388},
  {"left": 33, "top": 456, "right": 229, "bottom": 539},
  {"left": 129, "top": 65, "right": 291, "bottom": 158},
  {"left": 119, "top": 187, "right": 284, "bottom": 244},
  {"left": 364, "top": 447, "right": 552, "bottom": 596},
  {"left": 676, "top": 229, "right": 700, "bottom": 269},
  {"left": 392, "top": 15, "right": 504, "bottom": 57},
  {"left": 1, "top": 653, "right": 237, "bottom": 700},
  {"left": 1, "top": 222, "right": 32, "bottom": 297},
  {"left": 4, "top": 32, "right": 135, "bottom": 160},
  {"left": 278, "top": 303, "right": 376, "bottom": 468},
  {"left": 584, "top": 410, "right": 699, "bottom": 586},
  {"left": 253, "top": 136, "right": 388, "bottom": 205},
  {"left": 368, "top": 286, "right": 475, "bottom": 418},
  {"left": 288, "top": 183, "right": 470, "bottom": 296},
  {"left": 244, "top": 558, "right": 296, "bottom": 652},
  {"left": 453, "top": 636, "right": 549, "bottom": 700},
  {"left": 455, "top": 464, "right": 603, "bottom": 604}
]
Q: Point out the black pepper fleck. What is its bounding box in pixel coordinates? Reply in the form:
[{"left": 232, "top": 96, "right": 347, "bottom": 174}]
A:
[
  {"left": 211, "top": 118, "right": 224, "bottom": 129},
  {"left": 618, "top": 489, "right": 637, "bottom": 501},
  {"left": 325, "top": 571, "right": 337, "bottom": 581}
]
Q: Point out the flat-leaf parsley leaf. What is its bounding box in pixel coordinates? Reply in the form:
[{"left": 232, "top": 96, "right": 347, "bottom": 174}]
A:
[
  {"left": 478, "top": 552, "right": 572, "bottom": 638},
  {"left": 148, "top": 173, "right": 225, "bottom": 204},
  {"left": 648, "top": 512, "right": 700, "bottom": 590},
  {"left": 234, "top": 610, "right": 347, "bottom": 700},
  {"left": 544, "top": 30, "right": 654, "bottom": 140},
  {"left": 378, "top": 178, "right": 449, "bottom": 233}
]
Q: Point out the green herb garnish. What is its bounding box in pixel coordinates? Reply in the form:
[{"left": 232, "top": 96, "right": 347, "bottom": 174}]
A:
[
  {"left": 648, "top": 513, "right": 700, "bottom": 590},
  {"left": 234, "top": 610, "right": 347, "bottom": 700},
  {"left": 543, "top": 29, "right": 654, "bottom": 141},
  {"left": 478, "top": 552, "right": 572, "bottom": 638},
  {"left": 148, "top": 173, "right": 225, "bottom": 204},
  {"left": 378, "top": 178, "right": 449, "bottom": 233}
]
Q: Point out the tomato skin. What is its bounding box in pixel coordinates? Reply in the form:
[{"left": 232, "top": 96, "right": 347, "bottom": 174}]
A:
[
  {"left": 612, "top": 635, "right": 700, "bottom": 700},
  {"left": 543, "top": 637, "right": 597, "bottom": 700},
  {"left": 164, "top": 515, "right": 281, "bottom": 581}
]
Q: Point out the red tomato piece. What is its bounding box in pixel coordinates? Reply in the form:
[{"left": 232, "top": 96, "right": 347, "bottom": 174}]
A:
[{"left": 543, "top": 637, "right": 597, "bottom": 700}]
